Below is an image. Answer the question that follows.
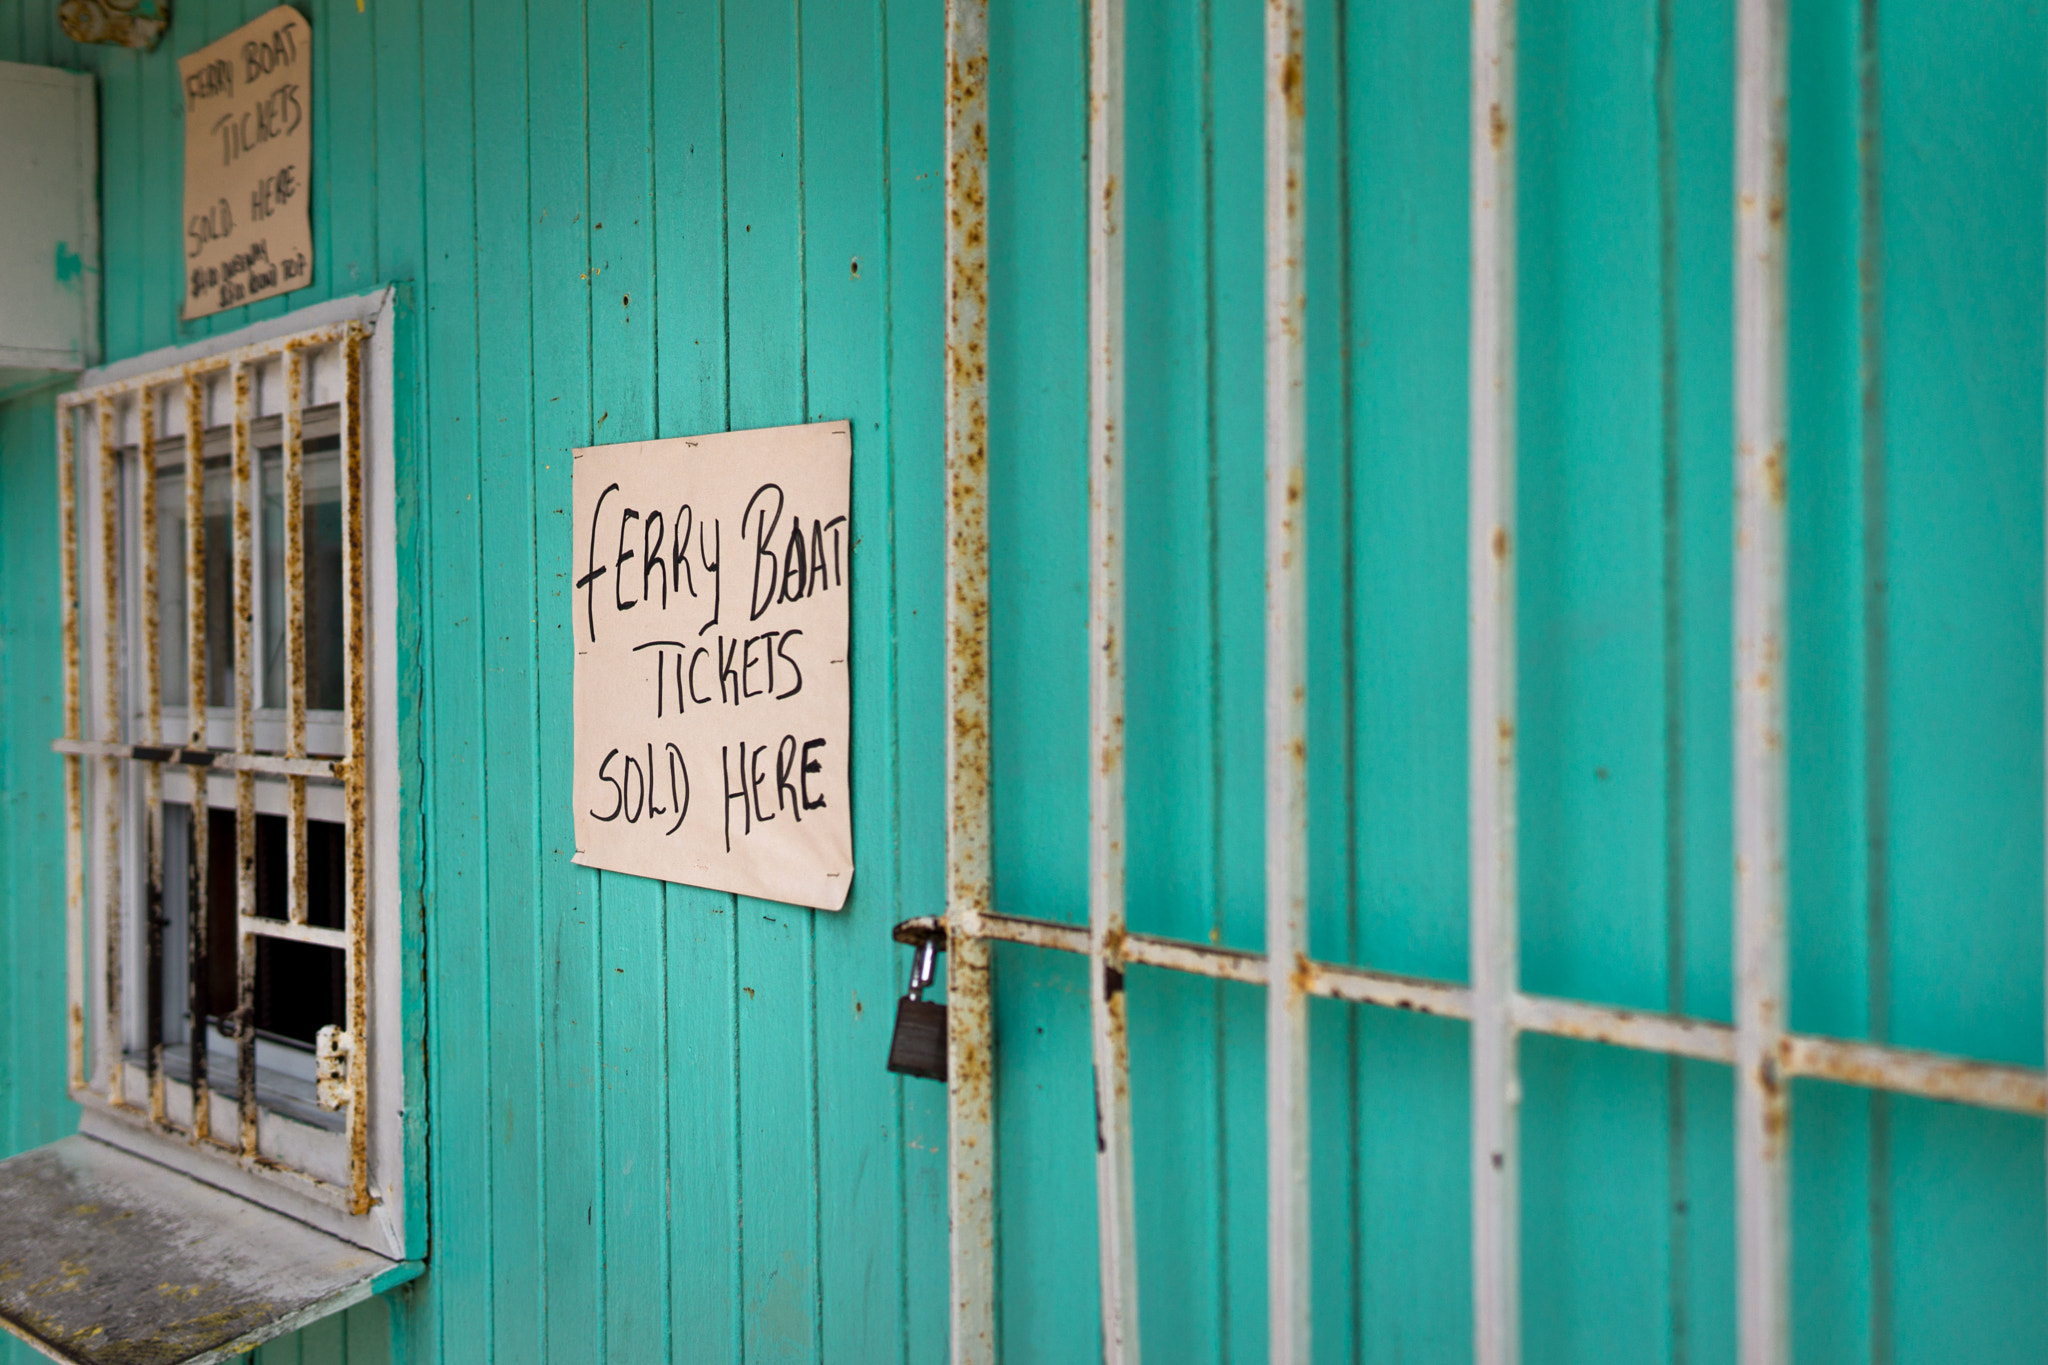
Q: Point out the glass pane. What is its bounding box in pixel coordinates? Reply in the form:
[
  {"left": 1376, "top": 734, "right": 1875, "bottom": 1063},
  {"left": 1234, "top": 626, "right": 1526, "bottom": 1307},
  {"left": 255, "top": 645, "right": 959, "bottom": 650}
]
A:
[
  {"left": 261, "top": 437, "right": 345, "bottom": 711},
  {"left": 157, "top": 465, "right": 188, "bottom": 709},
  {"left": 251, "top": 813, "right": 347, "bottom": 927},
  {"left": 203, "top": 456, "right": 235, "bottom": 709}
]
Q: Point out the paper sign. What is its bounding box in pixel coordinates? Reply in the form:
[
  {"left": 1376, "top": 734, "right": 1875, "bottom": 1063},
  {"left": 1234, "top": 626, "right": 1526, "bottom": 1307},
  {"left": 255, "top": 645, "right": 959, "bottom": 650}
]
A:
[
  {"left": 179, "top": 6, "right": 313, "bottom": 320},
  {"left": 572, "top": 422, "right": 854, "bottom": 911}
]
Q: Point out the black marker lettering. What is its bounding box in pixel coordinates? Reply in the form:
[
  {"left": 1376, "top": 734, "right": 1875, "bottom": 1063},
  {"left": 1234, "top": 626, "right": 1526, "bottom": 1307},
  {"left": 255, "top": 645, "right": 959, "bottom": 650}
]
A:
[
  {"left": 749, "top": 743, "right": 776, "bottom": 825},
  {"left": 807, "top": 518, "right": 830, "bottom": 597},
  {"left": 665, "top": 744, "right": 690, "bottom": 835},
  {"left": 743, "top": 483, "right": 786, "bottom": 621},
  {"left": 775, "top": 735, "right": 802, "bottom": 822},
  {"left": 615, "top": 508, "right": 640, "bottom": 613},
  {"left": 697, "top": 517, "right": 722, "bottom": 635},
  {"left": 673, "top": 505, "right": 695, "bottom": 598},
  {"left": 643, "top": 509, "right": 667, "bottom": 608},
  {"left": 689, "top": 647, "right": 712, "bottom": 705},
  {"left": 781, "top": 518, "right": 808, "bottom": 603},
  {"left": 800, "top": 738, "right": 829, "bottom": 810},
  {"left": 622, "top": 749, "right": 645, "bottom": 822},
  {"left": 590, "top": 748, "right": 625, "bottom": 821},
  {"left": 774, "top": 630, "right": 805, "bottom": 699},
  {"left": 718, "top": 635, "right": 741, "bottom": 705},
  {"left": 721, "top": 744, "right": 749, "bottom": 851},
  {"left": 741, "top": 633, "right": 766, "bottom": 699},
  {"left": 824, "top": 515, "right": 847, "bottom": 587},
  {"left": 575, "top": 482, "right": 619, "bottom": 643}
]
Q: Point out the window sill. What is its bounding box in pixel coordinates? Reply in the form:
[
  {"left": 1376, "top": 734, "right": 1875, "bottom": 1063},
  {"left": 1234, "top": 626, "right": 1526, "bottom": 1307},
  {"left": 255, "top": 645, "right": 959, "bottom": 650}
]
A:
[{"left": 0, "top": 1134, "right": 420, "bottom": 1365}]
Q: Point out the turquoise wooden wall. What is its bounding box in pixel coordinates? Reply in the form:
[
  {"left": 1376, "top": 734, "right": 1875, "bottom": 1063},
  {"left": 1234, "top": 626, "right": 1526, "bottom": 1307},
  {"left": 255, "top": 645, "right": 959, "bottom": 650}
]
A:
[{"left": 2, "top": 0, "right": 2046, "bottom": 1359}]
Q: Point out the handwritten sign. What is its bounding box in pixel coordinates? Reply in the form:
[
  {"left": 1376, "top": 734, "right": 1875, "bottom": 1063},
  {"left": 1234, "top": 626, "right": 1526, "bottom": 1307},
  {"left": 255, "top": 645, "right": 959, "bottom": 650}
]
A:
[
  {"left": 178, "top": 6, "right": 312, "bottom": 320},
  {"left": 572, "top": 422, "right": 854, "bottom": 911}
]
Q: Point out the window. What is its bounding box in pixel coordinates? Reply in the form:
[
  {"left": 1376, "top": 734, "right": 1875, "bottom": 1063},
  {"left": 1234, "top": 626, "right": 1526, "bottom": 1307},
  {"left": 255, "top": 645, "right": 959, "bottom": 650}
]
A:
[{"left": 50, "top": 292, "right": 411, "bottom": 1261}]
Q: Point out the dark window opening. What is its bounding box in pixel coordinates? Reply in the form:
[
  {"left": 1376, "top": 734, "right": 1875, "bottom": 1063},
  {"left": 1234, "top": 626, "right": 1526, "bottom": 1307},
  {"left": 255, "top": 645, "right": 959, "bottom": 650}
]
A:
[{"left": 254, "top": 938, "right": 345, "bottom": 1047}]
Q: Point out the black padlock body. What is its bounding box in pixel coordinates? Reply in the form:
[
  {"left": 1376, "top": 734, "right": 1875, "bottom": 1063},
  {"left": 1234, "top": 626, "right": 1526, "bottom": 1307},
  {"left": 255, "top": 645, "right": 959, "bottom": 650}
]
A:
[{"left": 887, "top": 997, "right": 948, "bottom": 1081}]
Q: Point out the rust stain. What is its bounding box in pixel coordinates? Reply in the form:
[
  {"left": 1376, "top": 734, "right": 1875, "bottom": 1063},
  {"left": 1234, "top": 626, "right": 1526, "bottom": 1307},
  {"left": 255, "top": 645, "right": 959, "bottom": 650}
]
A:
[
  {"left": 1488, "top": 101, "right": 1507, "bottom": 150},
  {"left": 1491, "top": 525, "right": 1510, "bottom": 562}
]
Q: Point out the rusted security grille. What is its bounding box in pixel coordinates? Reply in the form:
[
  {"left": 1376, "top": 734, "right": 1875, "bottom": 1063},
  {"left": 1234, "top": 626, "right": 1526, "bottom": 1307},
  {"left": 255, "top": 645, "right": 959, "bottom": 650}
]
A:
[
  {"left": 932, "top": 1, "right": 2046, "bottom": 1363},
  {"left": 53, "top": 321, "right": 373, "bottom": 1216}
]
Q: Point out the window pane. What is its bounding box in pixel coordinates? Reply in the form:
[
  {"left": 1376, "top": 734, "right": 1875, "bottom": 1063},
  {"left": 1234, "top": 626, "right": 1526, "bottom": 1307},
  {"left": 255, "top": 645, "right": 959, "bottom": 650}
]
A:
[
  {"left": 261, "top": 437, "right": 344, "bottom": 712},
  {"left": 157, "top": 465, "right": 188, "bottom": 709},
  {"left": 204, "top": 456, "right": 235, "bottom": 709}
]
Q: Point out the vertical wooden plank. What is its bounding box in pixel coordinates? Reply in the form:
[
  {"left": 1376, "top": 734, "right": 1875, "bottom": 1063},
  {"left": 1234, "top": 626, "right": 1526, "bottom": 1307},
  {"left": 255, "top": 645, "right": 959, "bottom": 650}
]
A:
[
  {"left": 324, "top": 0, "right": 378, "bottom": 295},
  {"left": 1206, "top": 0, "right": 1269, "bottom": 1354},
  {"left": 473, "top": 0, "right": 543, "bottom": 1356},
  {"left": 525, "top": 0, "right": 603, "bottom": 1353},
  {"left": 139, "top": 35, "right": 178, "bottom": 349},
  {"left": 1122, "top": 0, "right": 1224, "bottom": 1352},
  {"left": 584, "top": 0, "right": 672, "bottom": 1353},
  {"left": 1785, "top": 0, "right": 1878, "bottom": 1356},
  {"left": 648, "top": 0, "right": 743, "bottom": 1356},
  {"left": 881, "top": 0, "right": 955, "bottom": 1352},
  {"left": 100, "top": 50, "right": 142, "bottom": 360},
  {"left": 719, "top": 2, "right": 822, "bottom": 1361},
  {"left": 414, "top": 0, "right": 492, "bottom": 1353},
  {"left": 796, "top": 0, "right": 909, "bottom": 1357}
]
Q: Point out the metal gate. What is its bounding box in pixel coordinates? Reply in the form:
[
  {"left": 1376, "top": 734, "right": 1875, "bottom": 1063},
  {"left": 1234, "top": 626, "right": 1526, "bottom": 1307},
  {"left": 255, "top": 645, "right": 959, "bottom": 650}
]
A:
[{"left": 929, "top": 1, "right": 2047, "bottom": 1362}]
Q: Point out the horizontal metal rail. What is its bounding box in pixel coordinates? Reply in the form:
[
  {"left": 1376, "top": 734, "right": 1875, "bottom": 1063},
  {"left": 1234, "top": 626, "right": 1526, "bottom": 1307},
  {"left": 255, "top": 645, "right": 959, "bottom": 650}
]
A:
[
  {"left": 899, "top": 912, "right": 2046, "bottom": 1118},
  {"left": 52, "top": 737, "right": 348, "bottom": 780}
]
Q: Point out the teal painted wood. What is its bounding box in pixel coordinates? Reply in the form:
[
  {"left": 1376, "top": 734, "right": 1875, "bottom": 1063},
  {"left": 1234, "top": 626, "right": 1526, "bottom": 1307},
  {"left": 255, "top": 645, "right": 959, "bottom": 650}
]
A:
[{"left": 2, "top": 0, "right": 2047, "bottom": 1360}]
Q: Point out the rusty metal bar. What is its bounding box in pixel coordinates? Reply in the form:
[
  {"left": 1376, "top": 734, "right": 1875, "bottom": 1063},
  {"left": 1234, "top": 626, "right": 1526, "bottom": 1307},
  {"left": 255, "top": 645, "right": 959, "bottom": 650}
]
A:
[
  {"left": 58, "top": 399, "right": 86, "bottom": 1096},
  {"left": 96, "top": 396, "right": 127, "bottom": 1111},
  {"left": 1783, "top": 1035, "right": 2045, "bottom": 1115},
  {"left": 52, "top": 736, "right": 347, "bottom": 778},
  {"left": 1511, "top": 994, "right": 1734, "bottom": 1065},
  {"left": 1469, "top": 0, "right": 1521, "bottom": 1355},
  {"left": 1264, "top": 0, "right": 1310, "bottom": 1355},
  {"left": 139, "top": 389, "right": 168, "bottom": 1127},
  {"left": 943, "top": 0, "right": 997, "bottom": 1356},
  {"left": 946, "top": 909, "right": 2045, "bottom": 1115},
  {"left": 1087, "top": 0, "right": 1140, "bottom": 1352},
  {"left": 285, "top": 347, "right": 309, "bottom": 928},
  {"left": 183, "top": 373, "right": 212, "bottom": 1145},
  {"left": 231, "top": 361, "right": 259, "bottom": 1157},
  {"left": 340, "top": 326, "right": 372, "bottom": 1213},
  {"left": 76, "top": 323, "right": 358, "bottom": 404},
  {"left": 1735, "top": 0, "right": 1791, "bottom": 1357}
]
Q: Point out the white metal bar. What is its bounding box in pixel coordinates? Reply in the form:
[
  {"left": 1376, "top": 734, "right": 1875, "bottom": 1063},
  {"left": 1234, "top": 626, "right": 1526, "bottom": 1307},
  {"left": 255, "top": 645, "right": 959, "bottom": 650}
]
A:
[
  {"left": 1081, "top": 0, "right": 1146, "bottom": 1350},
  {"left": 231, "top": 361, "right": 259, "bottom": 1157},
  {"left": 240, "top": 915, "right": 351, "bottom": 951},
  {"left": 943, "top": 0, "right": 997, "bottom": 1356},
  {"left": 1088, "top": 0, "right": 1141, "bottom": 1355},
  {"left": 58, "top": 400, "right": 87, "bottom": 1096},
  {"left": 1469, "top": 0, "right": 1520, "bottom": 1357},
  {"left": 96, "top": 396, "right": 127, "bottom": 1110},
  {"left": 1264, "top": 0, "right": 1310, "bottom": 1355},
  {"left": 140, "top": 388, "right": 168, "bottom": 1126},
  {"left": 285, "top": 347, "right": 309, "bottom": 929},
  {"left": 1735, "top": 0, "right": 1791, "bottom": 1356},
  {"left": 340, "top": 325, "right": 372, "bottom": 1213},
  {"left": 183, "top": 372, "right": 212, "bottom": 1145}
]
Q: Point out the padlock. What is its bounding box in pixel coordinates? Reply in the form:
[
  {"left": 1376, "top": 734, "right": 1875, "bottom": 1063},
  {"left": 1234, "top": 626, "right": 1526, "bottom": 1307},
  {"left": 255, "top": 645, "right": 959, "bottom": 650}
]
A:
[{"left": 886, "top": 928, "right": 948, "bottom": 1081}]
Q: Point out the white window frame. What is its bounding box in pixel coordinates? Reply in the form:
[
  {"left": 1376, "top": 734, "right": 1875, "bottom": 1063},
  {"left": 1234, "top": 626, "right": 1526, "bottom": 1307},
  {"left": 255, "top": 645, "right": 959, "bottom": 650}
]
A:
[{"left": 54, "top": 289, "right": 412, "bottom": 1261}]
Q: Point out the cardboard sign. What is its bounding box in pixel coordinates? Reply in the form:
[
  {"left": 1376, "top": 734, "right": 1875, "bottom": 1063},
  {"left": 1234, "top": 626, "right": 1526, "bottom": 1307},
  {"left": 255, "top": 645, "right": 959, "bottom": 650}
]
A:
[
  {"left": 179, "top": 6, "right": 313, "bottom": 320},
  {"left": 572, "top": 422, "right": 854, "bottom": 911}
]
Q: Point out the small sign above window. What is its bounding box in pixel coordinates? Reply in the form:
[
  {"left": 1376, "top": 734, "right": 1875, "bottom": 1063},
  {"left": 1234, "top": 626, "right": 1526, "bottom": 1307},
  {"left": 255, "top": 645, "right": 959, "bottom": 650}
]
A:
[
  {"left": 573, "top": 422, "right": 854, "bottom": 912},
  {"left": 178, "top": 6, "right": 312, "bottom": 320}
]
